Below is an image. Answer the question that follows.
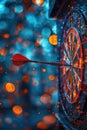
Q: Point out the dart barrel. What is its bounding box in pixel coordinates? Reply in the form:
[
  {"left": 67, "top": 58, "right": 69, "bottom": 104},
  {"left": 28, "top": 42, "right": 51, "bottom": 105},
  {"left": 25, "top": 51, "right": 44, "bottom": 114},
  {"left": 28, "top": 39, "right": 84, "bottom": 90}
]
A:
[{"left": 50, "top": 0, "right": 87, "bottom": 130}]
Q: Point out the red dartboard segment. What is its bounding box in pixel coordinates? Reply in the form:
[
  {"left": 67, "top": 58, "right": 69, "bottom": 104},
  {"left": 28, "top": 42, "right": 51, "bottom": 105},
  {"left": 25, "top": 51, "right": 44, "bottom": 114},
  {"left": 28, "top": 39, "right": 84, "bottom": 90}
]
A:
[{"left": 62, "top": 28, "right": 83, "bottom": 103}]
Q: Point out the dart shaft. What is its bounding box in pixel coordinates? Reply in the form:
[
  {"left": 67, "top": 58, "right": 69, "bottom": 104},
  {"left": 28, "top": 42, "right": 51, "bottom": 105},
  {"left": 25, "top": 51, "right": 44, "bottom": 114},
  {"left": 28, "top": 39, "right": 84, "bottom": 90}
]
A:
[
  {"left": 12, "top": 59, "right": 70, "bottom": 67},
  {"left": 30, "top": 60, "right": 84, "bottom": 69},
  {"left": 29, "top": 60, "right": 70, "bottom": 67}
]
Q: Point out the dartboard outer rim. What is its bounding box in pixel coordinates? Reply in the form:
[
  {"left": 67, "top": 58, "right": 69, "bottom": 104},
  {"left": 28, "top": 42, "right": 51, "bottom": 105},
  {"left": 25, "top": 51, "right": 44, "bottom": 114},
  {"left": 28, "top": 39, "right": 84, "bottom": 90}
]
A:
[{"left": 58, "top": 8, "right": 87, "bottom": 128}]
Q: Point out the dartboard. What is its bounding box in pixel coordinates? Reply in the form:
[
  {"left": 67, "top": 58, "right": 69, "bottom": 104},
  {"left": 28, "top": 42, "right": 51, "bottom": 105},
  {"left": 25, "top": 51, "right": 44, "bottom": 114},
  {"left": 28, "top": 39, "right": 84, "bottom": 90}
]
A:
[{"left": 59, "top": 9, "right": 87, "bottom": 126}]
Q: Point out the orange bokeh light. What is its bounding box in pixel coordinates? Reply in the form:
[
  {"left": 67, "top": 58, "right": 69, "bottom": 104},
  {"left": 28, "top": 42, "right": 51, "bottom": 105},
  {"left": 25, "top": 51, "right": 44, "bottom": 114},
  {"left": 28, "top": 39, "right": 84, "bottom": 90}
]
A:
[
  {"left": 12, "top": 105, "right": 23, "bottom": 116},
  {"left": 43, "top": 115, "right": 56, "bottom": 125},
  {"left": 35, "top": 41, "right": 40, "bottom": 47},
  {"left": 32, "top": 0, "right": 44, "bottom": 6},
  {"left": 17, "top": 37, "right": 23, "bottom": 42},
  {"left": 37, "top": 121, "right": 49, "bottom": 129},
  {"left": 42, "top": 68, "right": 46, "bottom": 72},
  {"left": 3, "top": 33, "right": 10, "bottom": 39},
  {"left": 0, "top": 66, "right": 4, "bottom": 73},
  {"left": 49, "top": 75, "right": 55, "bottom": 81},
  {"left": 4, "top": 82, "right": 16, "bottom": 93},
  {"left": 48, "top": 34, "right": 58, "bottom": 46},
  {"left": 0, "top": 48, "right": 7, "bottom": 56},
  {"left": 21, "top": 89, "right": 28, "bottom": 95},
  {"left": 40, "top": 94, "right": 52, "bottom": 104},
  {"left": 22, "top": 74, "right": 30, "bottom": 83}
]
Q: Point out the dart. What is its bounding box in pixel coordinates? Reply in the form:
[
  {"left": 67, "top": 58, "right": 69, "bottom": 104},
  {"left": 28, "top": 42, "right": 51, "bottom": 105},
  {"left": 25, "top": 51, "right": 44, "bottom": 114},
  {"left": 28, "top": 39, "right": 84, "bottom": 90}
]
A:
[
  {"left": 11, "top": 54, "right": 84, "bottom": 69},
  {"left": 12, "top": 54, "right": 71, "bottom": 67}
]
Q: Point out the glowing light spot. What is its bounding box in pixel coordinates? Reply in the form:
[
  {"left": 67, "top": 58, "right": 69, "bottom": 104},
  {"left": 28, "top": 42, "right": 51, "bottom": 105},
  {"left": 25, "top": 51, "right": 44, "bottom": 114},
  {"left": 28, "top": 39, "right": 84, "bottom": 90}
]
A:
[
  {"left": 0, "top": 4, "right": 5, "bottom": 14},
  {"left": 49, "top": 75, "right": 55, "bottom": 81},
  {"left": 48, "top": 34, "right": 58, "bottom": 46},
  {"left": 17, "top": 37, "right": 23, "bottom": 42},
  {"left": 26, "top": 14, "right": 37, "bottom": 26},
  {"left": 5, "top": 117, "right": 12, "bottom": 124},
  {"left": 42, "top": 68, "right": 46, "bottom": 72},
  {"left": 14, "top": 5, "right": 24, "bottom": 13},
  {"left": 40, "top": 38, "right": 49, "bottom": 48},
  {"left": 3, "top": 33, "right": 10, "bottom": 39},
  {"left": 16, "top": 23, "right": 24, "bottom": 31},
  {"left": 45, "top": 87, "right": 55, "bottom": 94},
  {"left": 35, "top": 41, "right": 40, "bottom": 47},
  {"left": 40, "top": 94, "right": 52, "bottom": 104},
  {"left": 37, "top": 121, "right": 49, "bottom": 129},
  {"left": 42, "top": 27, "right": 51, "bottom": 38},
  {"left": 21, "top": 89, "right": 28, "bottom": 95},
  {"left": 32, "top": 78, "right": 39, "bottom": 86},
  {"left": 12, "top": 105, "right": 23, "bottom": 116},
  {"left": 0, "top": 48, "right": 7, "bottom": 56},
  {"left": 52, "top": 25, "right": 57, "bottom": 34},
  {"left": 43, "top": 115, "right": 56, "bottom": 125},
  {"left": 32, "top": 0, "right": 44, "bottom": 6},
  {"left": 4, "top": 83, "right": 16, "bottom": 93},
  {"left": 9, "top": 66, "right": 19, "bottom": 72},
  {"left": 0, "top": 66, "right": 4, "bottom": 73},
  {"left": 22, "top": 74, "right": 30, "bottom": 83}
]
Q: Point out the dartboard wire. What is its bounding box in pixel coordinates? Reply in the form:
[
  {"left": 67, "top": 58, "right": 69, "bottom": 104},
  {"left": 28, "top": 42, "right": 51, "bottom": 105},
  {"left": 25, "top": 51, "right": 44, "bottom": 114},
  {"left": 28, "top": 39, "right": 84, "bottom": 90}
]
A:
[
  {"left": 66, "top": 79, "right": 71, "bottom": 90},
  {"left": 74, "top": 69, "right": 78, "bottom": 92},
  {"left": 74, "top": 56, "right": 84, "bottom": 69},
  {"left": 73, "top": 69, "right": 81, "bottom": 82},
  {"left": 74, "top": 49, "right": 80, "bottom": 62},
  {"left": 68, "top": 70, "right": 74, "bottom": 100},
  {"left": 64, "top": 31, "right": 73, "bottom": 61},
  {"left": 64, "top": 85, "right": 71, "bottom": 101},
  {"left": 61, "top": 69, "right": 71, "bottom": 95},
  {"left": 64, "top": 37, "right": 72, "bottom": 63},
  {"left": 72, "top": 69, "right": 79, "bottom": 95},
  {"left": 62, "top": 67, "right": 70, "bottom": 77},
  {"left": 70, "top": 35, "right": 78, "bottom": 62},
  {"left": 71, "top": 33, "right": 77, "bottom": 59},
  {"left": 63, "top": 78, "right": 70, "bottom": 97},
  {"left": 74, "top": 67, "right": 83, "bottom": 82},
  {"left": 73, "top": 43, "right": 81, "bottom": 62},
  {"left": 63, "top": 51, "right": 71, "bottom": 65},
  {"left": 64, "top": 79, "right": 70, "bottom": 91},
  {"left": 73, "top": 69, "right": 81, "bottom": 92},
  {"left": 67, "top": 39, "right": 74, "bottom": 62},
  {"left": 64, "top": 42, "right": 71, "bottom": 61}
]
